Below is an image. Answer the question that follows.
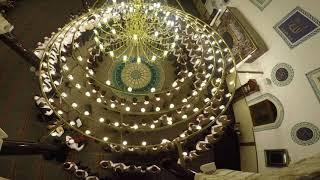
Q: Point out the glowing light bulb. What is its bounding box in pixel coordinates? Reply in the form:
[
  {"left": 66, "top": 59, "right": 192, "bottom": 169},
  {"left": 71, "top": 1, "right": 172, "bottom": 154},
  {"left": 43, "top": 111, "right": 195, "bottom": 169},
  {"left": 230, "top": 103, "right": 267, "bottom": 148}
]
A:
[
  {"left": 99, "top": 118, "right": 105, "bottom": 123},
  {"left": 96, "top": 98, "right": 102, "bottom": 103},
  {"left": 70, "top": 121, "right": 75, "bottom": 126},
  {"left": 125, "top": 107, "right": 130, "bottom": 112},
  {"left": 85, "top": 92, "right": 91, "bottom": 97},
  {"left": 142, "top": 141, "right": 147, "bottom": 146},
  {"left": 110, "top": 103, "right": 116, "bottom": 108},
  {"left": 123, "top": 55, "right": 128, "bottom": 62},
  {"left": 141, "top": 108, "right": 146, "bottom": 113},
  {"left": 71, "top": 103, "right": 78, "bottom": 108},
  {"left": 75, "top": 84, "right": 81, "bottom": 89},
  {"left": 128, "top": 87, "right": 132, "bottom": 92},
  {"left": 114, "top": 122, "right": 119, "bottom": 127},
  {"left": 77, "top": 56, "right": 83, "bottom": 62},
  {"left": 155, "top": 107, "right": 160, "bottom": 112},
  {"left": 85, "top": 130, "right": 91, "bottom": 135},
  {"left": 169, "top": 104, "right": 175, "bottom": 109},
  {"left": 133, "top": 124, "right": 138, "bottom": 129},
  {"left": 122, "top": 141, "right": 127, "bottom": 145},
  {"left": 137, "top": 57, "right": 141, "bottom": 64},
  {"left": 109, "top": 51, "right": 114, "bottom": 57},
  {"left": 84, "top": 111, "right": 90, "bottom": 116},
  {"left": 61, "top": 92, "right": 67, "bottom": 98},
  {"left": 106, "top": 80, "right": 111, "bottom": 85},
  {"left": 133, "top": 34, "right": 138, "bottom": 40},
  {"left": 103, "top": 137, "right": 109, "bottom": 141},
  {"left": 150, "top": 124, "right": 155, "bottom": 129},
  {"left": 151, "top": 56, "right": 156, "bottom": 61}
]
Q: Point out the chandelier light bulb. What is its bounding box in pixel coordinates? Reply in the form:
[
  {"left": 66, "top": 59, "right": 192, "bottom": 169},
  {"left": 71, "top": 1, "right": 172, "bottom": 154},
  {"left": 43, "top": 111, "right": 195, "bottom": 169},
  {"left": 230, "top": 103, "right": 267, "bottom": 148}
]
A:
[
  {"left": 99, "top": 118, "right": 105, "bottom": 123},
  {"left": 133, "top": 34, "right": 138, "bottom": 41},
  {"left": 125, "top": 107, "right": 131, "bottom": 112},
  {"left": 103, "top": 137, "right": 109, "bottom": 141},
  {"left": 150, "top": 87, "right": 155, "bottom": 92},
  {"left": 77, "top": 56, "right": 83, "bottom": 62},
  {"left": 71, "top": 103, "right": 78, "bottom": 108},
  {"left": 142, "top": 141, "right": 147, "bottom": 146},
  {"left": 155, "top": 107, "right": 160, "bottom": 112},
  {"left": 114, "top": 122, "right": 119, "bottom": 127},
  {"left": 150, "top": 124, "right": 155, "bottom": 129},
  {"left": 106, "top": 80, "right": 111, "bottom": 85},
  {"left": 61, "top": 92, "right": 67, "bottom": 98},
  {"left": 109, "top": 51, "right": 114, "bottom": 57},
  {"left": 63, "top": 65, "right": 69, "bottom": 71},
  {"left": 111, "top": 28, "right": 116, "bottom": 34},
  {"left": 122, "top": 141, "right": 127, "bottom": 146},
  {"left": 137, "top": 57, "right": 141, "bottom": 64},
  {"left": 75, "top": 83, "right": 81, "bottom": 89},
  {"left": 169, "top": 104, "right": 175, "bottom": 109},
  {"left": 161, "top": 139, "right": 169, "bottom": 144},
  {"left": 84, "top": 111, "right": 90, "bottom": 116},
  {"left": 141, "top": 108, "right": 146, "bottom": 113},
  {"left": 133, "top": 124, "right": 138, "bottom": 129},
  {"left": 85, "top": 92, "right": 91, "bottom": 97},
  {"left": 70, "top": 121, "right": 76, "bottom": 126},
  {"left": 151, "top": 56, "right": 156, "bottom": 61},
  {"left": 85, "top": 130, "right": 91, "bottom": 135},
  {"left": 96, "top": 98, "right": 102, "bottom": 103},
  {"left": 110, "top": 103, "right": 116, "bottom": 108},
  {"left": 123, "top": 55, "right": 128, "bottom": 62},
  {"left": 128, "top": 87, "right": 133, "bottom": 92}
]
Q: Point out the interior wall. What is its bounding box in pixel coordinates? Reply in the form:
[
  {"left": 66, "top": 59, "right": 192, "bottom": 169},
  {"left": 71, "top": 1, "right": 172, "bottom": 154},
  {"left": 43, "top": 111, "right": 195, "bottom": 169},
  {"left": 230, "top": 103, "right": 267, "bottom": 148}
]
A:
[{"left": 221, "top": 0, "right": 320, "bottom": 173}]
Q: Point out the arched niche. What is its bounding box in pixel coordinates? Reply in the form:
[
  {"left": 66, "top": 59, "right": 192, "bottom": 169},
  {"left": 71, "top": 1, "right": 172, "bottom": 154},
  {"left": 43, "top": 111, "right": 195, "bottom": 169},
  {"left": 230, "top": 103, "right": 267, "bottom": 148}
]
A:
[{"left": 248, "top": 93, "right": 284, "bottom": 132}]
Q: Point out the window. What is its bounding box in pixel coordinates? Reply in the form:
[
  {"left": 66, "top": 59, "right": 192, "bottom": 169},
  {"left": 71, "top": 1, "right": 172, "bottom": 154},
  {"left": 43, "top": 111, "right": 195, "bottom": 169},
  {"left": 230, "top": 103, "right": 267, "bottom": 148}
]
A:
[
  {"left": 248, "top": 93, "right": 284, "bottom": 132},
  {"left": 249, "top": 100, "right": 277, "bottom": 126},
  {"left": 265, "top": 149, "right": 289, "bottom": 167}
]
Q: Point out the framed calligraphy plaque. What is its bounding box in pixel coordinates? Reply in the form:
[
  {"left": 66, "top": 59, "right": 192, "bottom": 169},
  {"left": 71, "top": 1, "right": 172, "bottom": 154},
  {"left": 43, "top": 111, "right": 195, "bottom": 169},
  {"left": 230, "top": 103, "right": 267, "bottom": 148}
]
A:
[
  {"left": 217, "top": 7, "right": 268, "bottom": 64},
  {"left": 274, "top": 7, "right": 320, "bottom": 49},
  {"left": 306, "top": 67, "right": 320, "bottom": 103}
]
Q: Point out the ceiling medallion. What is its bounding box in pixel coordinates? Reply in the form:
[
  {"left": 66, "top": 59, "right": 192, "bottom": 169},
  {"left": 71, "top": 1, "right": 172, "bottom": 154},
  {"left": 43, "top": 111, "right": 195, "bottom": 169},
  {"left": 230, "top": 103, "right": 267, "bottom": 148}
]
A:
[
  {"left": 291, "top": 122, "right": 320, "bottom": 146},
  {"left": 271, "top": 63, "right": 294, "bottom": 87}
]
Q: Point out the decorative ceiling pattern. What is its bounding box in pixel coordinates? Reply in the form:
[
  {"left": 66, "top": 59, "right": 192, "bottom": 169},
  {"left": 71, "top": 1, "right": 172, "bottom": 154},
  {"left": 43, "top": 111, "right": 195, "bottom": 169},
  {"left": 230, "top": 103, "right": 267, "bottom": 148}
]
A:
[
  {"left": 250, "top": 0, "right": 272, "bottom": 11},
  {"left": 271, "top": 63, "right": 294, "bottom": 87},
  {"left": 291, "top": 122, "right": 320, "bottom": 146}
]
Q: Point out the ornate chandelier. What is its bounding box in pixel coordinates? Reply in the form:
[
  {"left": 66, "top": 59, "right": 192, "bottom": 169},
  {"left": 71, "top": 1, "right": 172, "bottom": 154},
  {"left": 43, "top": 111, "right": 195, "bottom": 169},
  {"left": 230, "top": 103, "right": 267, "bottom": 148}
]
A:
[{"left": 35, "top": 0, "right": 237, "bottom": 168}]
